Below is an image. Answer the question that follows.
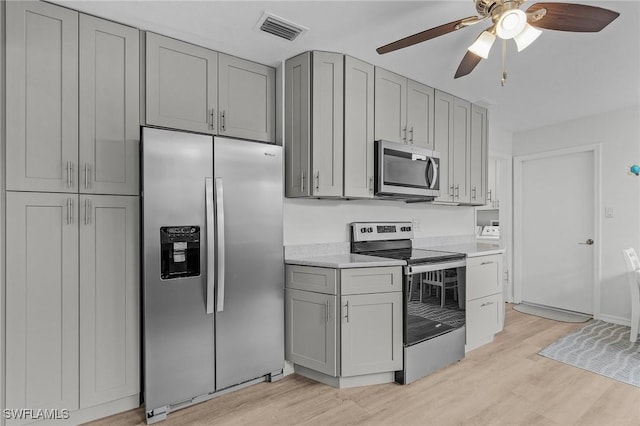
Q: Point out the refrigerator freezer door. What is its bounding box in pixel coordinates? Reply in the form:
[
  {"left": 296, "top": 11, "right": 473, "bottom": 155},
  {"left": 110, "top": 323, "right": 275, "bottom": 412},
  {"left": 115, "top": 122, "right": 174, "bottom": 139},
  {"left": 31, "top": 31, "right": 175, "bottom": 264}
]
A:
[
  {"left": 213, "top": 137, "right": 284, "bottom": 390},
  {"left": 142, "top": 127, "right": 215, "bottom": 411}
]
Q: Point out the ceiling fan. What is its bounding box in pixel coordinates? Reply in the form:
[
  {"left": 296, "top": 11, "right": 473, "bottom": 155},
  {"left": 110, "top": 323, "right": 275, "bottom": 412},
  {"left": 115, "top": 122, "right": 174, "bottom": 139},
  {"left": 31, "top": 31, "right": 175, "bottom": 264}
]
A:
[{"left": 376, "top": 1, "right": 620, "bottom": 84}]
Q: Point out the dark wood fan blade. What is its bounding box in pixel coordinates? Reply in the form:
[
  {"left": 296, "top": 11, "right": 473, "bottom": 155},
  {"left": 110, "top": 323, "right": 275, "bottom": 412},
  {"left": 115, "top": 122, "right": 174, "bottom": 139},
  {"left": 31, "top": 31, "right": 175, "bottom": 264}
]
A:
[
  {"left": 526, "top": 2, "right": 619, "bottom": 32},
  {"left": 377, "top": 16, "right": 477, "bottom": 54},
  {"left": 454, "top": 51, "right": 483, "bottom": 79}
]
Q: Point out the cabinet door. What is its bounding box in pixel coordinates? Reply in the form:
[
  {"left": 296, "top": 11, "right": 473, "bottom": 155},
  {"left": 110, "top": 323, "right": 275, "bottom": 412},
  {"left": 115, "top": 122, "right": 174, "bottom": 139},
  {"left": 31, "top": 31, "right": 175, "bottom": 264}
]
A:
[
  {"left": 285, "top": 289, "right": 337, "bottom": 376},
  {"left": 344, "top": 56, "right": 375, "bottom": 198},
  {"left": 452, "top": 97, "right": 471, "bottom": 204},
  {"left": 469, "top": 104, "right": 487, "bottom": 205},
  {"left": 406, "top": 80, "right": 434, "bottom": 150},
  {"left": 145, "top": 32, "right": 217, "bottom": 134},
  {"left": 284, "top": 52, "right": 311, "bottom": 197},
  {"left": 466, "top": 293, "right": 502, "bottom": 346},
  {"left": 6, "top": 192, "right": 79, "bottom": 412},
  {"left": 6, "top": 1, "right": 78, "bottom": 192},
  {"left": 434, "top": 90, "right": 454, "bottom": 202},
  {"left": 466, "top": 254, "right": 503, "bottom": 300},
  {"left": 79, "top": 15, "right": 139, "bottom": 195},
  {"left": 374, "top": 68, "right": 407, "bottom": 144},
  {"left": 341, "top": 292, "right": 403, "bottom": 377},
  {"left": 218, "top": 53, "right": 275, "bottom": 143},
  {"left": 311, "top": 52, "right": 344, "bottom": 197},
  {"left": 79, "top": 195, "right": 139, "bottom": 408}
]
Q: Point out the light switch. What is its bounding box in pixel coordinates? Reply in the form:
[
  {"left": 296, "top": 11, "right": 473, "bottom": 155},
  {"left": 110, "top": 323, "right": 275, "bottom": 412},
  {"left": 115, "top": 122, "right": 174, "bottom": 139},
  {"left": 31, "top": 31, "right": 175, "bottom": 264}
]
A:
[{"left": 605, "top": 207, "right": 614, "bottom": 218}]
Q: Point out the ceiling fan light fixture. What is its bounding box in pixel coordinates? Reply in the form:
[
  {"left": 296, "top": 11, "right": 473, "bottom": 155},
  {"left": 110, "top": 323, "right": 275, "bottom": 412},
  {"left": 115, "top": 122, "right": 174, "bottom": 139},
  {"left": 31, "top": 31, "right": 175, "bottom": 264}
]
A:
[
  {"left": 513, "top": 23, "right": 542, "bottom": 51},
  {"left": 496, "top": 9, "right": 527, "bottom": 39},
  {"left": 468, "top": 30, "right": 496, "bottom": 59}
]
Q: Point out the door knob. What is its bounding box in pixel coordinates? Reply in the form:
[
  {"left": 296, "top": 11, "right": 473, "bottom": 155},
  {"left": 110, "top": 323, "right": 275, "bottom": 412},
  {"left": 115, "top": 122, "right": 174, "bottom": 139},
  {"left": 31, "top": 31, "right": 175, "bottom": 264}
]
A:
[{"left": 578, "top": 239, "right": 594, "bottom": 245}]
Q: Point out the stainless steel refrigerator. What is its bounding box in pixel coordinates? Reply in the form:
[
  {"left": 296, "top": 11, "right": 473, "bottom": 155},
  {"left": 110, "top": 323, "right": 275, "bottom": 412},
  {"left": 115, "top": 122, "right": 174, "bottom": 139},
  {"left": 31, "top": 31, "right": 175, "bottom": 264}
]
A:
[{"left": 141, "top": 127, "right": 284, "bottom": 423}]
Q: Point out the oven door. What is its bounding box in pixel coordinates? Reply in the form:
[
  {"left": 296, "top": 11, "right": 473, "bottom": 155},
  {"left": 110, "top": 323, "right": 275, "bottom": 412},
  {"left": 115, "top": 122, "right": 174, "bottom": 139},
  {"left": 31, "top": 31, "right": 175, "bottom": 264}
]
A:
[{"left": 375, "top": 140, "right": 439, "bottom": 199}]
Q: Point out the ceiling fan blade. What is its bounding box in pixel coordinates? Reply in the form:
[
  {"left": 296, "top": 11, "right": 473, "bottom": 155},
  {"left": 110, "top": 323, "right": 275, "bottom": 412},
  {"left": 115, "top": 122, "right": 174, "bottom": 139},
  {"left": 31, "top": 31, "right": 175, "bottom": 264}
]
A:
[
  {"left": 377, "top": 16, "right": 477, "bottom": 54},
  {"left": 454, "top": 51, "right": 483, "bottom": 79},
  {"left": 526, "top": 2, "right": 620, "bottom": 32}
]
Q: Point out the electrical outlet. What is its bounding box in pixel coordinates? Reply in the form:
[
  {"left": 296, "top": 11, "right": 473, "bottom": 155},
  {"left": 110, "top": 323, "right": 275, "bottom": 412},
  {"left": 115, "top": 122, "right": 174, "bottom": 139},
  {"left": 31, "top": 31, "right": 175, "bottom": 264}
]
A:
[{"left": 605, "top": 207, "right": 614, "bottom": 218}]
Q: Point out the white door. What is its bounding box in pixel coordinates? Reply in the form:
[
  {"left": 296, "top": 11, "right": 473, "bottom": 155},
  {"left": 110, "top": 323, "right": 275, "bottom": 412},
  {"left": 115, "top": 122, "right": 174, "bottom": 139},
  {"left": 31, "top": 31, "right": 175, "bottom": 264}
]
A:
[{"left": 515, "top": 148, "right": 597, "bottom": 314}]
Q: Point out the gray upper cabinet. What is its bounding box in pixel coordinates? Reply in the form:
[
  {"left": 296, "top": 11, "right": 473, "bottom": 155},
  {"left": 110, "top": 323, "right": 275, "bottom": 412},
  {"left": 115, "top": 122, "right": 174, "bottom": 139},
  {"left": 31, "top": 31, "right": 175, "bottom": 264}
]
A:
[
  {"left": 469, "top": 104, "right": 488, "bottom": 205},
  {"left": 344, "top": 56, "right": 375, "bottom": 198},
  {"left": 218, "top": 53, "right": 275, "bottom": 143},
  {"left": 374, "top": 68, "right": 407, "bottom": 144},
  {"left": 375, "top": 68, "right": 434, "bottom": 149},
  {"left": 452, "top": 97, "right": 471, "bottom": 204},
  {"left": 5, "top": 1, "right": 79, "bottom": 193},
  {"left": 406, "top": 80, "right": 435, "bottom": 150},
  {"left": 80, "top": 15, "right": 139, "bottom": 195},
  {"left": 145, "top": 32, "right": 218, "bottom": 134},
  {"left": 6, "top": 192, "right": 80, "bottom": 413},
  {"left": 285, "top": 51, "right": 343, "bottom": 198},
  {"left": 80, "top": 195, "right": 139, "bottom": 408},
  {"left": 434, "top": 90, "right": 454, "bottom": 202}
]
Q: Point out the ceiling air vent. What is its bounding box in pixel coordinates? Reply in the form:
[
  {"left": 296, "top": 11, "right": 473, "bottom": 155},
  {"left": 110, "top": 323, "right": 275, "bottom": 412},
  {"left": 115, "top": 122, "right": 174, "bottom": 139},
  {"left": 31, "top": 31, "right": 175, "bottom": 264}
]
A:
[{"left": 256, "top": 12, "right": 308, "bottom": 41}]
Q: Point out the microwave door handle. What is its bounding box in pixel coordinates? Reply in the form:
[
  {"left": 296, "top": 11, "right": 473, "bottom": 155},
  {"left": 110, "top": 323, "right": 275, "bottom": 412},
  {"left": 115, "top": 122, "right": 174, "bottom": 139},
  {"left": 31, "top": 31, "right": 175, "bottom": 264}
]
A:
[
  {"left": 427, "top": 157, "right": 438, "bottom": 189},
  {"left": 205, "top": 178, "right": 215, "bottom": 314}
]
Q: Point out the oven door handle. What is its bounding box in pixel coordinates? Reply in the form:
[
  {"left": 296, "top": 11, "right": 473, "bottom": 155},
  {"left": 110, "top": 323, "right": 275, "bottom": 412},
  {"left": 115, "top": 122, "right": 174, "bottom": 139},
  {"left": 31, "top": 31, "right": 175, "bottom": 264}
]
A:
[{"left": 406, "top": 259, "right": 466, "bottom": 275}]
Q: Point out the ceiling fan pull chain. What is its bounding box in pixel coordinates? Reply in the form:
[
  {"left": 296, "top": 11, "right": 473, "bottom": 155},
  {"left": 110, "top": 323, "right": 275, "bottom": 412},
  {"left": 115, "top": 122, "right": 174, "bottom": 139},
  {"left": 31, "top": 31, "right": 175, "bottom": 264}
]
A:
[{"left": 501, "top": 39, "right": 508, "bottom": 86}]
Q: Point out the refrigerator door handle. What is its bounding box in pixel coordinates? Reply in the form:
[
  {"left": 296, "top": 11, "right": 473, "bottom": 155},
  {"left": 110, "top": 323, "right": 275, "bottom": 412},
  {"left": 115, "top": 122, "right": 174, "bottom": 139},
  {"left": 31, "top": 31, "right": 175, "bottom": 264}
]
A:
[
  {"left": 205, "top": 178, "right": 215, "bottom": 314},
  {"left": 215, "top": 177, "right": 226, "bottom": 312}
]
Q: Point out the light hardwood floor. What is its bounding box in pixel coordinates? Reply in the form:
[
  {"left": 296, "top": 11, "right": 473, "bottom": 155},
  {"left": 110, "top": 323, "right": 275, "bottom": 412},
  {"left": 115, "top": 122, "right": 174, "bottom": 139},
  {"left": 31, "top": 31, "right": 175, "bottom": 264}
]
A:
[{"left": 87, "top": 305, "right": 640, "bottom": 426}]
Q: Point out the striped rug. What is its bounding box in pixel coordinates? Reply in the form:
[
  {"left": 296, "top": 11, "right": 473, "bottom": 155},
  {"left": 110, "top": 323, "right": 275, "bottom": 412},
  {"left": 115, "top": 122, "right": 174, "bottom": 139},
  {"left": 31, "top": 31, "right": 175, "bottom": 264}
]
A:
[{"left": 539, "top": 320, "right": 640, "bottom": 387}]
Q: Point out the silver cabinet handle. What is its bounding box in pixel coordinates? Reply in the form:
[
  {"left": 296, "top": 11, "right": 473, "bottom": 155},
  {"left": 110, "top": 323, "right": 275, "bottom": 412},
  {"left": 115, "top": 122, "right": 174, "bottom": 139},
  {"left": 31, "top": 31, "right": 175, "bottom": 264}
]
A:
[
  {"left": 449, "top": 185, "right": 454, "bottom": 196},
  {"left": 84, "top": 163, "right": 92, "bottom": 190},
  {"left": 209, "top": 108, "right": 215, "bottom": 130},
  {"left": 215, "top": 177, "right": 226, "bottom": 312},
  {"left": 481, "top": 301, "right": 494, "bottom": 307},
  {"left": 409, "top": 126, "right": 414, "bottom": 144},
  {"left": 578, "top": 239, "right": 594, "bottom": 245},
  {"left": 325, "top": 300, "right": 329, "bottom": 323},
  {"left": 84, "top": 199, "right": 88, "bottom": 225},
  {"left": 487, "top": 189, "right": 492, "bottom": 202},
  {"left": 369, "top": 176, "right": 374, "bottom": 194},
  {"left": 481, "top": 261, "right": 492, "bottom": 265},
  {"left": 402, "top": 125, "right": 407, "bottom": 144},
  {"left": 455, "top": 184, "right": 460, "bottom": 198},
  {"left": 300, "top": 171, "right": 305, "bottom": 193},
  {"left": 220, "top": 110, "right": 226, "bottom": 132},
  {"left": 315, "top": 171, "right": 320, "bottom": 192},
  {"left": 205, "top": 178, "right": 215, "bottom": 314},
  {"left": 345, "top": 301, "right": 350, "bottom": 323},
  {"left": 66, "top": 162, "right": 72, "bottom": 188},
  {"left": 472, "top": 187, "right": 477, "bottom": 200}
]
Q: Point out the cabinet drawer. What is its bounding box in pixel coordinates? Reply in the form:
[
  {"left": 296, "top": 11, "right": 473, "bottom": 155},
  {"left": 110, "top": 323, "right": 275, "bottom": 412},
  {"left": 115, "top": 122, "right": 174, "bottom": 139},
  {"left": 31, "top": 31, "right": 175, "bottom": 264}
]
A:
[
  {"left": 286, "top": 265, "right": 337, "bottom": 294},
  {"left": 340, "top": 266, "right": 402, "bottom": 295},
  {"left": 466, "top": 254, "right": 503, "bottom": 300},
  {"left": 466, "top": 293, "right": 502, "bottom": 345}
]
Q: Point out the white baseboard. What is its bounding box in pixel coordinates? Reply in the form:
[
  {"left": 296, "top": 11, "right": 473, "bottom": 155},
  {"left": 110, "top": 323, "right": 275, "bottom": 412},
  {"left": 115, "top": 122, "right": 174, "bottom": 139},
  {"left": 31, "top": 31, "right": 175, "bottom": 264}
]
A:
[
  {"left": 596, "top": 313, "right": 630, "bottom": 327},
  {"left": 283, "top": 360, "right": 295, "bottom": 376}
]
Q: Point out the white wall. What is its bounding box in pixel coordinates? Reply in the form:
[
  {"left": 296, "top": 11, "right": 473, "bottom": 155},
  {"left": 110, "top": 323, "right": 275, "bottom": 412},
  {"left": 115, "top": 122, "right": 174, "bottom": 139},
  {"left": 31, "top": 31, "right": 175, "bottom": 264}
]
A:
[
  {"left": 488, "top": 119, "right": 513, "bottom": 156},
  {"left": 513, "top": 105, "right": 640, "bottom": 322},
  {"left": 284, "top": 198, "right": 475, "bottom": 245}
]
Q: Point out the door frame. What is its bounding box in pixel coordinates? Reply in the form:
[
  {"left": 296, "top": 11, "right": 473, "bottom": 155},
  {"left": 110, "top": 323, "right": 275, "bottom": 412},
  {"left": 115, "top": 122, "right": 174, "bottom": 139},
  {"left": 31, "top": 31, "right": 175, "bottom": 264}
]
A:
[{"left": 513, "top": 144, "right": 602, "bottom": 317}]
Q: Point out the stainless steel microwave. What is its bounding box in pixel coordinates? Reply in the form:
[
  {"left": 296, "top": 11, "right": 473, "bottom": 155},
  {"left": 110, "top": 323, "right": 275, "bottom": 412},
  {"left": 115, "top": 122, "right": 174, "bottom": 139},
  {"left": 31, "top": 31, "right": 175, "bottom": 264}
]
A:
[{"left": 374, "top": 140, "right": 440, "bottom": 201}]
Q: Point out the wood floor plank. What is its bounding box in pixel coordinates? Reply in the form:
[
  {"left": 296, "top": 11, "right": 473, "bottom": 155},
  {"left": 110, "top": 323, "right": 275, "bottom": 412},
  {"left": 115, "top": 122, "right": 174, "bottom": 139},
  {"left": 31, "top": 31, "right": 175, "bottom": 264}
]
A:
[{"left": 85, "top": 305, "right": 640, "bottom": 426}]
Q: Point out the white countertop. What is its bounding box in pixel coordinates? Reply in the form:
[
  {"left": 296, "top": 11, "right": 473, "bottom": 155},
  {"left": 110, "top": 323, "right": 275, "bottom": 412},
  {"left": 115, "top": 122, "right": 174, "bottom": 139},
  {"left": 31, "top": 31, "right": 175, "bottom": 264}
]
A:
[
  {"left": 418, "top": 242, "right": 505, "bottom": 257},
  {"left": 285, "top": 253, "right": 406, "bottom": 269}
]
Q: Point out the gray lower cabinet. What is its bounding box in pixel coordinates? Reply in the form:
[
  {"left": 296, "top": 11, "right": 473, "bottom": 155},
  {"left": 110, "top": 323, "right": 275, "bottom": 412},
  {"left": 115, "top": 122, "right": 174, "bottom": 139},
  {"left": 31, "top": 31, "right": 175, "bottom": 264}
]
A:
[
  {"left": 6, "top": 192, "right": 80, "bottom": 413},
  {"left": 285, "top": 51, "right": 344, "bottom": 197},
  {"left": 5, "top": 192, "right": 140, "bottom": 418},
  {"left": 465, "top": 254, "right": 504, "bottom": 350},
  {"left": 145, "top": 32, "right": 218, "bottom": 134},
  {"left": 344, "top": 55, "right": 375, "bottom": 198},
  {"left": 285, "top": 265, "right": 403, "bottom": 384},
  {"left": 5, "top": 1, "right": 79, "bottom": 193},
  {"left": 285, "top": 289, "right": 337, "bottom": 376},
  {"left": 218, "top": 53, "right": 275, "bottom": 143},
  {"left": 79, "top": 14, "right": 140, "bottom": 195}
]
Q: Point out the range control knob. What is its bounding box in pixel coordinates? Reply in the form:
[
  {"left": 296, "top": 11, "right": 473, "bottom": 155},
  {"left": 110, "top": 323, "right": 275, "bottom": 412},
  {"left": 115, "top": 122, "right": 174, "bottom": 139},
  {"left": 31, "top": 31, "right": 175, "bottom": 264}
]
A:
[
  {"left": 367, "top": 227, "right": 373, "bottom": 233},
  {"left": 406, "top": 226, "right": 412, "bottom": 232},
  {"left": 360, "top": 227, "right": 367, "bottom": 233}
]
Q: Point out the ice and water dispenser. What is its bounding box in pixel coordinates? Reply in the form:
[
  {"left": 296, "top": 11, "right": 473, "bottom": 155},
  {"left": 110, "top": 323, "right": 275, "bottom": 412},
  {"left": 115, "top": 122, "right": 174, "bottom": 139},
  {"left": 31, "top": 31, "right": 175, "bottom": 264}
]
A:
[{"left": 160, "top": 226, "right": 201, "bottom": 279}]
